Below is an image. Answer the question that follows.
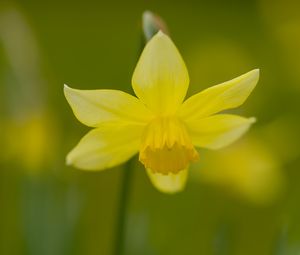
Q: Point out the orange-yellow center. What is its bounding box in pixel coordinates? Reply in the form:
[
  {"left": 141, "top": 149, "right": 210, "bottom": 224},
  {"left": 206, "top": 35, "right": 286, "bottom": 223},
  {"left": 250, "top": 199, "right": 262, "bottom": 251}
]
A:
[{"left": 139, "top": 117, "right": 199, "bottom": 174}]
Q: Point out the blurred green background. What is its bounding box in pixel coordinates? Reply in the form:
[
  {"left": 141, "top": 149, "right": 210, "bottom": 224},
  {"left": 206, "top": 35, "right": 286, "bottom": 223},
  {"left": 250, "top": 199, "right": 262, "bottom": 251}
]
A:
[{"left": 0, "top": 0, "right": 300, "bottom": 254}]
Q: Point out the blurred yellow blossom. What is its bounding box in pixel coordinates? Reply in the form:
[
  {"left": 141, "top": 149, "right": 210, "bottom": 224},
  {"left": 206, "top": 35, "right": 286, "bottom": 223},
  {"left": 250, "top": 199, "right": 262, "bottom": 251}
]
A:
[
  {"left": 0, "top": 5, "right": 58, "bottom": 174},
  {"left": 191, "top": 135, "right": 285, "bottom": 205},
  {"left": 64, "top": 31, "right": 259, "bottom": 193},
  {"left": 3, "top": 113, "right": 57, "bottom": 173}
]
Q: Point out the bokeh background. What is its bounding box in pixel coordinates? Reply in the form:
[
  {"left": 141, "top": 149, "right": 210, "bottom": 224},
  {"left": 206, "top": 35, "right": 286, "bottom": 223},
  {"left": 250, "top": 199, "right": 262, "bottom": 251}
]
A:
[{"left": 1, "top": 0, "right": 300, "bottom": 254}]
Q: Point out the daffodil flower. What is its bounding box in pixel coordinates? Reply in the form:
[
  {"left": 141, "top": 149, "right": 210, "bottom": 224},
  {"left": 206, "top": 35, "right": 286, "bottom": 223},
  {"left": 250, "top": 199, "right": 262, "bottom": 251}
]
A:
[{"left": 64, "top": 31, "right": 259, "bottom": 194}]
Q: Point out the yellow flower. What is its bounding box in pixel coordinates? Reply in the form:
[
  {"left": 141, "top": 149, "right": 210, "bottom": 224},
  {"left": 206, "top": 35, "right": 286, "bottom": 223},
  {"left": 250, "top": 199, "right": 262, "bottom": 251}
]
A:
[
  {"left": 191, "top": 136, "right": 284, "bottom": 205},
  {"left": 64, "top": 31, "right": 259, "bottom": 193}
]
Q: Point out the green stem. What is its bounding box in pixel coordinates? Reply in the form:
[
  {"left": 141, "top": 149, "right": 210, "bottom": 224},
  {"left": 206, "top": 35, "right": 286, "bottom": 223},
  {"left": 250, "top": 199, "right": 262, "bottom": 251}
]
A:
[
  {"left": 113, "top": 11, "right": 168, "bottom": 255},
  {"left": 113, "top": 158, "right": 134, "bottom": 255}
]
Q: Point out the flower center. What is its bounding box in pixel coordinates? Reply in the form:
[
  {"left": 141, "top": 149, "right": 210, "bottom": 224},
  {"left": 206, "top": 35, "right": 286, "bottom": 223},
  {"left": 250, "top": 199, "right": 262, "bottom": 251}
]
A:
[{"left": 139, "top": 117, "right": 199, "bottom": 174}]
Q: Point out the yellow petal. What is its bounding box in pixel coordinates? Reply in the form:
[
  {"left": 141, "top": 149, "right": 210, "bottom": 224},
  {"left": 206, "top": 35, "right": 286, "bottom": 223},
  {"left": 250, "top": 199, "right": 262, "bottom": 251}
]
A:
[
  {"left": 186, "top": 114, "right": 256, "bottom": 150},
  {"left": 178, "top": 69, "right": 259, "bottom": 120},
  {"left": 146, "top": 168, "right": 188, "bottom": 194},
  {"left": 66, "top": 124, "right": 143, "bottom": 170},
  {"left": 132, "top": 31, "right": 189, "bottom": 115},
  {"left": 64, "top": 85, "right": 153, "bottom": 127}
]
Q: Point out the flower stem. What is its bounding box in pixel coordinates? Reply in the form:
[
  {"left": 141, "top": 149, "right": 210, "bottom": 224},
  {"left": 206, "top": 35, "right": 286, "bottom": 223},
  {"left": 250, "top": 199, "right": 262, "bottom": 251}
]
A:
[
  {"left": 113, "top": 11, "right": 168, "bottom": 255},
  {"left": 113, "top": 158, "right": 134, "bottom": 255}
]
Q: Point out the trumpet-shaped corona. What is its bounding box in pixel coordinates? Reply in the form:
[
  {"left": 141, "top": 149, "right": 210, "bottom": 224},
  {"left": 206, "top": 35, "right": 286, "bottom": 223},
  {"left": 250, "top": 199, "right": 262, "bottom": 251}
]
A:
[
  {"left": 140, "top": 117, "right": 199, "bottom": 174},
  {"left": 64, "top": 31, "right": 259, "bottom": 193}
]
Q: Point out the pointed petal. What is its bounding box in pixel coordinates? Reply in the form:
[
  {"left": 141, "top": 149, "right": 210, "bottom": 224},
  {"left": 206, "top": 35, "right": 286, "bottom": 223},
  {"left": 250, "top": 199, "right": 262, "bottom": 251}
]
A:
[
  {"left": 146, "top": 168, "right": 188, "bottom": 194},
  {"left": 64, "top": 85, "right": 153, "bottom": 127},
  {"left": 179, "top": 69, "right": 259, "bottom": 120},
  {"left": 187, "top": 114, "right": 256, "bottom": 150},
  {"left": 132, "top": 31, "right": 189, "bottom": 115},
  {"left": 66, "top": 124, "right": 143, "bottom": 170}
]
